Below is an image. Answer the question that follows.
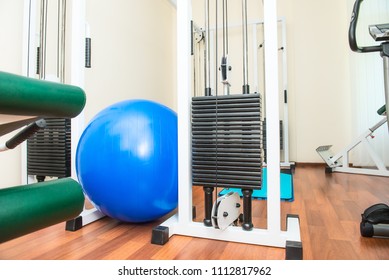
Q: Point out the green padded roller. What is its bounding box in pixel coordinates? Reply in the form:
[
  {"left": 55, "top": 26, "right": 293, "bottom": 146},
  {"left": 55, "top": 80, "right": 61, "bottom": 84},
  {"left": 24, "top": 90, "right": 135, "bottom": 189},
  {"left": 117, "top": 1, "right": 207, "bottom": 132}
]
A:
[
  {"left": 377, "top": 104, "right": 386, "bottom": 116},
  {"left": 0, "top": 178, "right": 84, "bottom": 243},
  {"left": 0, "top": 71, "right": 86, "bottom": 118}
]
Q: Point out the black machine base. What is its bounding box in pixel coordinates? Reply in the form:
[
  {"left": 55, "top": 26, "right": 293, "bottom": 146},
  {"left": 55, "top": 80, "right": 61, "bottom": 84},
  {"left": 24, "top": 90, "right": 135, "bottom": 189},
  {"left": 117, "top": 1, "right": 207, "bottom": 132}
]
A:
[
  {"left": 285, "top": 240, "right": 303, "bottom": 260},
  {"left": 151, "top": 226, "right": 170, "bottom": 245},
  {"left": 65, "top": 216, "right": 83, "bottom": 232}
]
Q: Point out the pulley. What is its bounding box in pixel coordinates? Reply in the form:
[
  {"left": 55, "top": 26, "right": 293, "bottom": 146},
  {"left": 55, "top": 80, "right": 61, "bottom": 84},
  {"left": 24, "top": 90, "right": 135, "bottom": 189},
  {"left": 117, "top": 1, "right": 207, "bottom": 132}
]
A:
[{"left": 211, "top": 191, "right": 241, "bottom": 230}]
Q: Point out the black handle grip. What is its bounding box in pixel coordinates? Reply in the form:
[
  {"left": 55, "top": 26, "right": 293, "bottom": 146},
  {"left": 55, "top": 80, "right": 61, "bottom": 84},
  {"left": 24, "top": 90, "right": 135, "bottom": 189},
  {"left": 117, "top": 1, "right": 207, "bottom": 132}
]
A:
[
  {"left": 241, "top": 189, "right": 253, "bottom": 231},
  {"left": 377, "top": 104, "right": 386, "bottom": 116},
  {"left": 203, "top": 186, "right": 214, "bottom": 227},
  {"left": 6, "top": 119, "right": 46, "bottom": 149},
  {"left": 85, "top": 38, "right": 91, "bottom": 68},
  {"left": 349, "top": 0, "right": 382, "bottom": 53}
]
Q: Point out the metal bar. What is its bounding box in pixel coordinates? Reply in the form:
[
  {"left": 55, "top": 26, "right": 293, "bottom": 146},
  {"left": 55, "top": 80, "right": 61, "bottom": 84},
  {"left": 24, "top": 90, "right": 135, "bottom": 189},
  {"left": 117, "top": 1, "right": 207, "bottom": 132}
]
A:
[
  {"left": 242, "top": 0, "right": 249, "bottom": 94},
  {"left": 39, "top": 0, "right": 48, "bottom": 80},
  {"left": 176, "top": 0, "right": 193, "bottom": 225},
  {"left": 205, "top": 0, "right": 211, "bottom": 96},
  {"left": 70, "top": 0, "right": 87, "bottom": 181},
  {"left": 361, "top": 138, "right": 388, "bottom": 171},
  {"left": 333, "top": 166, "right": 389, "bottom": 177},
  {"left": 253, "top": 23, "right": 258, "bottom": 93},
  {"left": 58, "top": 0, "right": 67, "bottom": 83},
  {"left": 369, "top": 117, "right": 387, "bottom": 132},
  {"left": 280, "top": 18, "right": 291, "bottom": 165},
  {"left": 215, "top": 0, "right": 218, "bottom": 96},
  {"left": 383, "top": 55, "right": 389, "bottom": 131},
  {"left": 264, "top": 0, "right": 281, "bottom": 234}
]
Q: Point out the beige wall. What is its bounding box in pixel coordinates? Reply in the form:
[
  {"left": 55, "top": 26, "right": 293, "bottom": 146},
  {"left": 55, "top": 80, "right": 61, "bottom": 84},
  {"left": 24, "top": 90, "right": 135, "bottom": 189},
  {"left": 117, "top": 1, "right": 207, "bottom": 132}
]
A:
[
  {"left": 0, "top": 0, "right": 353, "bottom": 188},
  {"left": 84, "top": 0, "right": 177, "bottom": 123},
  {"left": 278, "top": 0, "right": 352, "bottom": 162}
]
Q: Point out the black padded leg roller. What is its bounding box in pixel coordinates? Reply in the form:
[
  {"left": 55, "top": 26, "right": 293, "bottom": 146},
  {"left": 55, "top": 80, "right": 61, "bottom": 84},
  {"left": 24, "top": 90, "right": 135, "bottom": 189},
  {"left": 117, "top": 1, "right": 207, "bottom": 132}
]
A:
[
  {"left": 5, "top": 119, "right": 46, "bottom": 149},
  {"left": 242, "top": 189, "right": 254, "bottom": 231},
  {"left": 203, "top": 187, "right": 214, "bottom": 227}
]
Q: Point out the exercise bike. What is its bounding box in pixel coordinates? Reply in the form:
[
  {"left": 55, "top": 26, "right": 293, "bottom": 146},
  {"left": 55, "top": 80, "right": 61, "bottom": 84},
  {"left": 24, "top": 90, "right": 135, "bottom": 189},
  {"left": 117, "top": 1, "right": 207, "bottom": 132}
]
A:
[{"left": 349, "top": 0, "right": 389, "bottom": 238}]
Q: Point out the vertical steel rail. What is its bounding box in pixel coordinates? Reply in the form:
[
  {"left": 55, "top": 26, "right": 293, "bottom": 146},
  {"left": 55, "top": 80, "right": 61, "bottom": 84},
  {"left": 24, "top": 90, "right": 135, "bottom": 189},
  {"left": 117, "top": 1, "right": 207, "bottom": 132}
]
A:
[
  {"left": 242, "top": 0, "right": 249, "bottom": 94},
  {"left": 221, "top": 0, "right": 230, "bottom": 95},
  {"left": 205, "top": 0, "right": 211, "bottom": 96},
  {"left": 57, "top": 0, "right": 67, "bottom": 83},
  {"left": 39, "top": 0, "right": 48, "bottom": 80}
]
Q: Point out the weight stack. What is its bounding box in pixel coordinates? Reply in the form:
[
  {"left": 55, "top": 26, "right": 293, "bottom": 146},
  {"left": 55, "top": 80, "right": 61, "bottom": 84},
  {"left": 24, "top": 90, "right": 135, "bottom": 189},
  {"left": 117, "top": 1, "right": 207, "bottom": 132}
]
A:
[
  {"left": 192, "top": 94, "right": 263, "bottom": 190},
  {"left": 27, "top": 118, "right": 71, "bottom": 179}
]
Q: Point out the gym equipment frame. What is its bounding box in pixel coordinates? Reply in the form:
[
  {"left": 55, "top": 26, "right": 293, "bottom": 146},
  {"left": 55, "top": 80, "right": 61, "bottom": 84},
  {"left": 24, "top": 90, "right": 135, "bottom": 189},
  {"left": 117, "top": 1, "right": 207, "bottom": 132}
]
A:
[
  {"left": 317, "top": 0, "right": 389, "bottom": 177},
  {"left": 152, "top": 0, "right": 302, "bottom": 260},
  {"left": 22, "top": 0, "right": 106, "bottom": 230},
  {"left": 347, "top": 0, "right": 389, "bottom": 238},
  {"left": 22, "top": 0, "right": 88, "bottom": 183},
  {"left": 199, "top": 17, "right": 294, "bottom": 170},
  {"left": 316, "top": 115, "right": 389, "bottom": 177}
]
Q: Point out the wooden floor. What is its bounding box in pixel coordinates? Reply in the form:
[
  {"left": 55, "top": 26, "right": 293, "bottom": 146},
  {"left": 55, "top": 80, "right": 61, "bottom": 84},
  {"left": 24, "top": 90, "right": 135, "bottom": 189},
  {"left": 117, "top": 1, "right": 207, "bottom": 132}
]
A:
[{"left": 1, "top": 164, "right": 389, "bottom": 260}]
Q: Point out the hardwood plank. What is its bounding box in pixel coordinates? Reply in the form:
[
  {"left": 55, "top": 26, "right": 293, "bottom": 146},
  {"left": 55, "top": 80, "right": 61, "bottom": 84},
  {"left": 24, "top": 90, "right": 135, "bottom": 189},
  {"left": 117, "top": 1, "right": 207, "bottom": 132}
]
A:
[{"left": 0, "top": 165, "right": 389, "bottom": 260}]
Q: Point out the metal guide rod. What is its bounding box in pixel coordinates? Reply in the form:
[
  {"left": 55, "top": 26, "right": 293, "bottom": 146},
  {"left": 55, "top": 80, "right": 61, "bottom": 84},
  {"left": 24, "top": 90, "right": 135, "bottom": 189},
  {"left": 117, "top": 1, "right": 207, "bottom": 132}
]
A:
[
  {"left": 221, "top": 0, "right": 230, "bottom": 95},
  {"left": 205, "top": 0, "right": 211, "bottom": 96},
  {"left": 252, "top": 24, "right": 258, "bottom": 93},
  {"left": 39, "top": 0, "right": 48, "bottom": 79},
  {"left": 215, "top": 0, "right": 218, "bottom": 96},
  {"left": 242, "top": 0, "right": 249, "bottom": 94},
  {"left": 38, "top": 0, "right": 67, "bottom": 82},
  {"left": 222, "top": 0, "right": 228, "bottom": 57},
  {"left": 57, "top": 0, "right": 67, "bottom": 83}
]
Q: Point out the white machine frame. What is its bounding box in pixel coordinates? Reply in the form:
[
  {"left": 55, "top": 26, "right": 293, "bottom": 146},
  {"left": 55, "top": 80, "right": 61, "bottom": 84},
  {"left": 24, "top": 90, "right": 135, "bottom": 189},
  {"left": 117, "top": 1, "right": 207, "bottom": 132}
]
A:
[
  {"left": 153, "top": 0, "right": 302, "bottom": 258},
  {"left": 195, "top": 17, "right": 294, "bottom": 170},
  {"left": 21, "top": 0, "right": 106, "bottom": 228},
  {"left": 21, "top": 0, "right": 86, "bottom": 183}
]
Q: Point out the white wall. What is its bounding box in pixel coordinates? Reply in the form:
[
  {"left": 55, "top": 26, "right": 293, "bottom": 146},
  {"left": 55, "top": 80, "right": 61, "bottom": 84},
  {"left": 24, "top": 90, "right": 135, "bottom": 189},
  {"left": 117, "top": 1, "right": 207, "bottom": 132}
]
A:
[
  {"left": 279, "top": 0, "right": 352, "bottom": 162},
  {"left": 84, "top": 0, "right": 177, "bottom": 123},
  {"left": 0, "top": 0, "right": 25, "bottom": 188}
]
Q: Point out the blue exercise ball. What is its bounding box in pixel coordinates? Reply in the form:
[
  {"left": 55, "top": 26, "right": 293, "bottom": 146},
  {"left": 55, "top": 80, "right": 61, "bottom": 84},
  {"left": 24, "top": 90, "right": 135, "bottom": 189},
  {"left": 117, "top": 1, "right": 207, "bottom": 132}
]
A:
[{"left": 76, "top": 99, "right": 178, "bottom": 223}]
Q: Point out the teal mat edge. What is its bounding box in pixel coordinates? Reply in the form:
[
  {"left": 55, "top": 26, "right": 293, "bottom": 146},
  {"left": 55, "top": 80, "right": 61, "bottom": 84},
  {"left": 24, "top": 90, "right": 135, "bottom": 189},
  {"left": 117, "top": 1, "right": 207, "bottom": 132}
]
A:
[{"left": 219, "top": 168, "right": 294, "bottom": 201}]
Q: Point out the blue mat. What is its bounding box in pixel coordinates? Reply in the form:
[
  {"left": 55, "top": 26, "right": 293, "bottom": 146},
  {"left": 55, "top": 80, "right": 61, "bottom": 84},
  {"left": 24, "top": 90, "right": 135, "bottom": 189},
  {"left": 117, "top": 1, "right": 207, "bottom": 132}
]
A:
[{"left": 219, "top": 168, "right": 294, "bottom": 201}]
